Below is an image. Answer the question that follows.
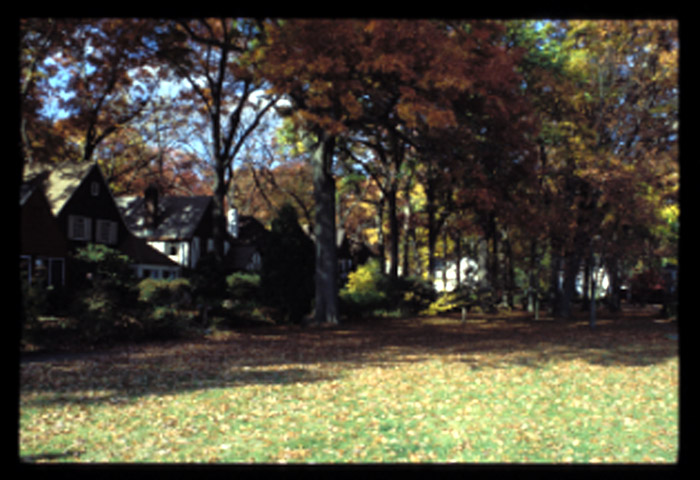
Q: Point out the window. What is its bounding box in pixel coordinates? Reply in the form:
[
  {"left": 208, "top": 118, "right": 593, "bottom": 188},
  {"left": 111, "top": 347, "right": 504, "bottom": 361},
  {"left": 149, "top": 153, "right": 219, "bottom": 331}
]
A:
[
  {"left": 207, "top": 238, "right": 214, "bottom": 253},
  {"left": 91, "top": 181, "right": 100, "bottom": 196},
  {"left": 68, "top": 215, "right": 91, "bottom": 241},
  {"left": 96, "top": 219, "right": 118, "bottom": 245},
  {"left": 48, "top": 258, "right": 65, "bottom": 287},
  {"left": 167, "top": 242, "right": 178, "bottom": 256}
]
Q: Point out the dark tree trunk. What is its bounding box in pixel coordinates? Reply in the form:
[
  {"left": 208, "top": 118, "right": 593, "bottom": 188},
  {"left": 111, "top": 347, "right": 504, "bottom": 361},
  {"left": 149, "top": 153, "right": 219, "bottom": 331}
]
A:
[
  {"left": 312, "top": 132, "right": 339, "bottom": 325},
  {"left": 376, "top": 195, "right": 386, "bottom": 275},
  {"left": 558, "top": 249, "right": 581, "bottom": 319},
  {"left": 387, "top": 182, "right": 399, "bottom": 279},
  {"left": 212, "top": 163, "right": 227, "bottom": 262},
  {"left": 426, "top": 177, "right": 438, "bottom": 283},
  {"left": 549, "top": 240, "right": 563, "bottom": 317}
]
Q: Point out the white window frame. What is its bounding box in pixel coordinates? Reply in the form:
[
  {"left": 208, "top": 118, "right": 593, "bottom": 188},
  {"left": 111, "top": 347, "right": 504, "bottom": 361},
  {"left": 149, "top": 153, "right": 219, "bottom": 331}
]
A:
[
  {"left": 95, "top": 219, "right": 118, "bottom": 245},
  {"left": 68, "top": 215, "right": 91, "bottom": 241}
]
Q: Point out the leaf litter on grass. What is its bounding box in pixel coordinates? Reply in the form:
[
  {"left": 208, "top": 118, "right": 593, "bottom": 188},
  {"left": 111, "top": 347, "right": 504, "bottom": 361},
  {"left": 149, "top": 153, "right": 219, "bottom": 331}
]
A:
[{"left": 19, "top": 309, "right": 678, "bottom": 463}]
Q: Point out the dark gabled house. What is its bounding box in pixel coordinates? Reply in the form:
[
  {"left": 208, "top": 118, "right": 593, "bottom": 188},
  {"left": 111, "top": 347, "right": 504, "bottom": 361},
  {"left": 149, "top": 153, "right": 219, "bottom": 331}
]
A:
[
  {"left": 22, "top": 161, "right": 181, "bottom": 281},
  {"left": 20, "top": 178, "right": 69, "bottom": 287},
  {"left": 116, "top": 186, "right": 269, "bottom": 274}
]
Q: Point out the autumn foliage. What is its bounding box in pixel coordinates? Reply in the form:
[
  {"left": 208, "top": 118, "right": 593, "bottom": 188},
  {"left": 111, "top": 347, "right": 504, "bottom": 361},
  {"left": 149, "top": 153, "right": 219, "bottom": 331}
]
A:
[{"left": 20, "top": 19, "right": 678, "bottom": 323}]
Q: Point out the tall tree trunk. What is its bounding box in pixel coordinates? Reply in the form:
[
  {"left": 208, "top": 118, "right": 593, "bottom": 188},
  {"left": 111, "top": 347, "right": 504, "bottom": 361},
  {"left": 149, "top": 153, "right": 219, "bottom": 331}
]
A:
[
  {"left": 212, "top": 162, "right": 228, "bottom": 262},
  {"left": 442, "top": 230, "right": 449, "bottom": 291},
  {"left": 402, "top": 186, "right": 413, "bottom": 278},
  {"left": 582, "top": 253, "right": 591, "bottom": 311},
  {"left": 376, "top": 195, "right": 386, "bottom": 275},
  {"left": 527, "top": 238, "right": 538, "bottom": 313},
  {"left": 504, "top": 231, "right": 515, "bottom": 309},
  {"left": 558, "top": 249, "right": 581, "bottom": 319},
  {"left": 549, "top": 239, "right": 563, "bottom": 317},
  {"left": 455, "top": 232, "right": 462, "bottom": 288},
  {"left": 487, "top": 213, "right": 499, "bottom": 311},
  {"left": 387, "top": 182, "right": 399, "bottom": 279},
  {"left": 426, "top": 178, "right": 438, "bottom": 283},
  {"left": 311, "top": 132, "right": 339, "bottom": 325}
]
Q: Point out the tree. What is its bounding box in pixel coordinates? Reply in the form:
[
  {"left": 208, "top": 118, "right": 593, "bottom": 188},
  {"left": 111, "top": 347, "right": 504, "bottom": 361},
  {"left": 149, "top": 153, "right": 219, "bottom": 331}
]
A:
[
  {"left": 261, "top": 19, "right": 485, "bottom": 321},
  {"left": 154, "top": 18, "right": 278, "bottom": 262},
  {"left": 513, "top": 20, "right": 679, "bottom": 318},
  {"left": 261, "top": 204, "right": 315, "bottom": 323},
  {"left": 20, "top": 19, "right": 158, "bottom": 172}
]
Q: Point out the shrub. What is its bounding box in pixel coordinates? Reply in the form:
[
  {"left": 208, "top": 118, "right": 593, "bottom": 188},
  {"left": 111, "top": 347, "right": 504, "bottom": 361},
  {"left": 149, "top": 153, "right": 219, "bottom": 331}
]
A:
[
  {"left": 423, "top": 285, "right": 479, "bottom": 316},
  {"left": 219, "top": 272, "right": 271, "bottom": 326},
  {"left": 20, "top": 278, "right": 49, "bottom": 346},
  {"left": 190, "top": 253, "right": 228, "bottom": 306},
  {"left": 339, "top": 258, "right": 387, "bottom": 315},
  {"left": 389, "top": 275, "right": 437, "bottom": 315},
  {"left": 340, "top": 259, "right": 436, "bottom": 318},
  {"left": 69, "top": 244, "right": 139, "bottom": 343},
  {"left": 136, "top": 278, "right": 194, "bottom": 339},
  {"left": 226, "top": 272, "right": 261, "bottom": 302}
]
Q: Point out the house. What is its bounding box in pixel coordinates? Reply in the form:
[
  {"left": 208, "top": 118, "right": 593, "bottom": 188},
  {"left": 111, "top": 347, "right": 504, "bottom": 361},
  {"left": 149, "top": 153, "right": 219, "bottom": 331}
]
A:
[
  {"left": 22, "top": 161, "right": 181, "bottom": 280},
  {"left": 116, "top": 187, "right": 267, "bottom": 273},
  {"left": 20, "top": 178, "right": 69, "bottom": 287}
]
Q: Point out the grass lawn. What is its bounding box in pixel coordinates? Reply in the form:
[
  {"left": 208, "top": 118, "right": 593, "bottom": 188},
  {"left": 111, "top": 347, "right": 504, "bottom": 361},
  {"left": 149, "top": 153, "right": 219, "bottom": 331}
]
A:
[{"left": 19, "top": 307, "right": 678, "bottom": 464}]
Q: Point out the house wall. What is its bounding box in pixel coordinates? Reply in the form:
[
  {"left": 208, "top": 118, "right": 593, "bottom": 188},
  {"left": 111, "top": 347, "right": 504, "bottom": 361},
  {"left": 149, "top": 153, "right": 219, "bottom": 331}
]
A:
[
  {"left": 433, "top": 257, "right": 482, "bottom": 293},
  {"left": 149, "top": 240, "right": 190, "bottom": 267},
  {"left": 20, "top": 187, "right": 69, "bottom": 287},
  {"left": 56, "top": 166, "right": 130, "bottom": 250},
  {"left": 21, "top": 187, "right": 68, "bottom": 259},
  {"left": 132, "top": 263, "right": 181, "bottom": 280}
]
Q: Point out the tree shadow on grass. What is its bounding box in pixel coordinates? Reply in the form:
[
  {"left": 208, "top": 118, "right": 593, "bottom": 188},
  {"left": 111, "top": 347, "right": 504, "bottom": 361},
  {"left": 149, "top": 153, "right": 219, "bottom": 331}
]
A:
[
  {"left": 21, "top": 360, "right": 339, "bottom": 407},
  {"left": 20, "top": 306, "right": 677, "bottom": 406}
]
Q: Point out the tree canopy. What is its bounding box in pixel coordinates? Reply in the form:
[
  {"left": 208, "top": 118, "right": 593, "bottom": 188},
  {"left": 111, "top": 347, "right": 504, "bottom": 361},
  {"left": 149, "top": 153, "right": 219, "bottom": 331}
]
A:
[{"left": 20, "top": 18, "right": 679, "bottom": 322}]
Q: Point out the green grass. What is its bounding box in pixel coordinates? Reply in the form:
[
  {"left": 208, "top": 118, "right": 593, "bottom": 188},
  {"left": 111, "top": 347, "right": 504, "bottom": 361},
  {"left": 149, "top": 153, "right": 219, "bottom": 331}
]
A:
[{"left": 19, "top": 310, "right": 678, "bottom": 463}]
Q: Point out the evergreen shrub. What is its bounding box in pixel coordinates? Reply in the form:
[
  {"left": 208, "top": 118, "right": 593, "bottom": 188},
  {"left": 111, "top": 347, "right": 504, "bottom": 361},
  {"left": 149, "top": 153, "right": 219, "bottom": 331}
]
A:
[{"left": 137, "top": 277, "right": 195, "bottom": 339}]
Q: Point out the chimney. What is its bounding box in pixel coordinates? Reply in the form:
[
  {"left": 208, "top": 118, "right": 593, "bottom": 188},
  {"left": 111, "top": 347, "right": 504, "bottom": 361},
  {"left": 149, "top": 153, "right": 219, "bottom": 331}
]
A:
[
  {"left": 144, "top": 184, "right": 159, "bottom": 229},
  {"left": 227, "top": 207, "right": 239, "bottom": 238}
]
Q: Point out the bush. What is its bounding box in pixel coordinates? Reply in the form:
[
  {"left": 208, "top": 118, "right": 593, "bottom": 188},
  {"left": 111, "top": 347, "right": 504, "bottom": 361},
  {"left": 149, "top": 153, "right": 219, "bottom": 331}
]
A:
[
  {"left": 190, "top": 253, "right": 228, "bottom": 306},
  {"left": 389, "top": 275, "right": 437, "bottom": 315},
  {"left": 424, "top": 285, "right": 478, "bottom": 316},
  {"left": 218, "top": 272, "right": 273, "bottom": 326},
  {"left": 339, "top": 258, "right": 387, "bottom": 315},
  {"left": 340, "top": 258, "right": 436, "bottom": 318},
  {"left": 69, "top": 244, "right": 140, "bottom": 343},
  {"left": 136, "top": 278, "right": 195, "bottom": 339},
  {"left": 20, "top": 278, "right": 49, "bottom": 346},
  {"left": 226, "top": 271, "right": 261, "bottom": 301}
]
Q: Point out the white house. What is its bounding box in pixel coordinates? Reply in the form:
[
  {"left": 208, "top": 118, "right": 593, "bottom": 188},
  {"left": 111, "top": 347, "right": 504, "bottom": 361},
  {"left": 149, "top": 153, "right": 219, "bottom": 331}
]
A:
[
  {"left": 432, "top": 257, "right": 482, "bottom": 292},
  {"left": 117, "top": 187, "right": 266, "bottom": 274}
]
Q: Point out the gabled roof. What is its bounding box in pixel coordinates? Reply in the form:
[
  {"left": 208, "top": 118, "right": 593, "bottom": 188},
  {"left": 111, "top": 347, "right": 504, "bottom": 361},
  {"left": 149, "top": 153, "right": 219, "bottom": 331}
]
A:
[
  {"left": 116, "top": 195, "right": 213, "bottom": 241},
  {"left": 118, "top": 232, "right": 180, "bottom": 267},
  {"left": 22, "top": 161, "right": 98, "bottom": 216},
  {"left": 22, "top": 161, "right": 179, "bottom": 269}
]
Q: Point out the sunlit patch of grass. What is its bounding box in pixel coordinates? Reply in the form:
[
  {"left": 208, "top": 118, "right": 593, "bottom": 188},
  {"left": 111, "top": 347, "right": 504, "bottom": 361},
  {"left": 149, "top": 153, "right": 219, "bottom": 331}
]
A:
[{"left": 19, "top": 313, "right": 678, "bottom": 463}]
